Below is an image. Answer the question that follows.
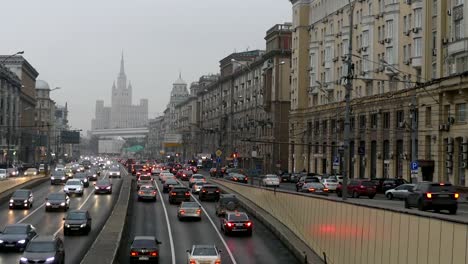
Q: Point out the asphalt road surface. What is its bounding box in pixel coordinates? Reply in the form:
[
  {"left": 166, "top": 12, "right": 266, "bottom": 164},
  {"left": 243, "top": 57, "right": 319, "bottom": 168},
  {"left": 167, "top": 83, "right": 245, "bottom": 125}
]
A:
[
  {"left": 118, "top": 174, "right": 299, "bottom": 264},
  {"left": 0, "top": 169, "right": 123, "bottom": 264}
]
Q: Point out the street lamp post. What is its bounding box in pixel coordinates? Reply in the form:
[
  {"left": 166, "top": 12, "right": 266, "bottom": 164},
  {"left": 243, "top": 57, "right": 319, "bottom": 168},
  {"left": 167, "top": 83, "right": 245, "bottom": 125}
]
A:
[{"left": 45, "top": 87, "right": 61, "bottom": 171}]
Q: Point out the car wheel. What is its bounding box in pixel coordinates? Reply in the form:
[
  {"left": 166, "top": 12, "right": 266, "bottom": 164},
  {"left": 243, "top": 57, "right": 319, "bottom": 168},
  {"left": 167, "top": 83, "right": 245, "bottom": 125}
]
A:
[
  {"left": 336, "top": 191, "right": 342, "bottom": 197},
  {"left": 64, "top": 230, "right": 69, "bottom": 236},
  {"left": 417, "top": 200, "right": 426, "bottom": 211},
  {"left": 368, "top": 195, "right": 375, "bottom": 199},
  {"left": 449, "top": 207, "right": 457, "bottom": 215},
  {"left": 404, "top": 199, "right": 410, "bottom": 209},
  {"left": 386, "top": 193, "right": 393, "bottom": 200},
  {"left": 352, "top": 191, "right": 359, "bottom": 198}
]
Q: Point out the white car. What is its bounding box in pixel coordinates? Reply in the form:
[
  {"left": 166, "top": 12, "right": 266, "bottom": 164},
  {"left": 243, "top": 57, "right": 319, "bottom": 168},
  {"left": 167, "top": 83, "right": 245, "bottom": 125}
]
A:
[
  {"left": 63, "top": 179, "right": 84, "bottom": 196},
  {"left": 385, "top": 184, "right": 415, "bottom": 200},
  {"left": 187, "top": 245, "right": 222, "bottom": 264},
  {"left": 24, "top": 168, "right": 38, "bottom": 176},
  {"left": 262, "top": 174, "right": 280, "bottom": 187},
  {"left": 321, "top": 179, "right": 339, "bottom": 192},
  {"left": 0, "top": 169, "right": 7, "bottom": 180}
]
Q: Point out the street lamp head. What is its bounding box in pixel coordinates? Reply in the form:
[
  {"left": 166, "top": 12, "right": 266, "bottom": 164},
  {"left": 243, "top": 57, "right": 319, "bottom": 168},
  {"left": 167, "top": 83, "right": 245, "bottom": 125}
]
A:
[{"left": 279, "top": 61, "right": 286, "bottom": 65}]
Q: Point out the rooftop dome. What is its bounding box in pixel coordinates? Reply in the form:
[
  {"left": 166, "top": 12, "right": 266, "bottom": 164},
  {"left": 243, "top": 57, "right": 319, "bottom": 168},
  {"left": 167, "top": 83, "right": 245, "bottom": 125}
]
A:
[
  {"left": 173, "top": 73, "right": 186, "bottom": 85},
  {"left": 35, "top": 80, "right": 50, "bottom": 90}
]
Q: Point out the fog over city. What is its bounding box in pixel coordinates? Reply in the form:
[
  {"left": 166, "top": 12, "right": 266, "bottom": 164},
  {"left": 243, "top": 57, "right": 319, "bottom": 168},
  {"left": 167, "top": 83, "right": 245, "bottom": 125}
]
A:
[{"left": 0, "top": 0, "right": 290, "bottom": 132}]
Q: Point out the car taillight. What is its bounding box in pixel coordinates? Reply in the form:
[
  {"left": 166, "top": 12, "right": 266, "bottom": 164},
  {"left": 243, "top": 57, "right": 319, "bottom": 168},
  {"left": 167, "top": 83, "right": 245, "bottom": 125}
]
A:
[
  {"left": 138, "top": 191, "right": 144, "bottom": 195},
  {"left": 150, "top": 252, "right": 158, "bottom": 257},
  {"left": 426, "top": 193, "right": 432, "bottom": 199},
  {"left": 185, "top": 192, "right": 190, "bottom": 196},
  {"left": 215, "top": 260, "right": 221, "bottom": 264},
  {"left": 227, "top": 222, "right": 233, "bottom": 227},
  {"left": 130, "top": 251, "right": 138, "bottom": 256},
  {"left": 245, "top": 177, "right": 248, "bottom": 181},
  {"left": 202, "top": 189, "right": 207, "bottom": 193},
  {"left": 360, "top": 185, "right": 365, "bottom": 189},
  {"left": 245, "top": 221, "right": 252, "bottom": 227},
  {"left": 455, "top": 193, "right": 460, "bottom": 199},
  {"left": 308, "top": 188, "right": 315, "bottom": 192},
  {"left": 196, "top": 209, "right": 201, "bottom": 214},
  {"left": 324, "top": 188, "right": 329, "bottom": 192},
  {"left": 215, "top": 190, "right": 220, "bottom": 193},
  {"left": 179, "top": 209, "right": 185, "bottom": 215},
  {"left": 233, "top": 177, "right": 238, "bottom": 181},
  {"left": 152, "top": 191, "right": 157, "bottom": 195},
  {"left": 189, "top": 260, "right": 196, "bottom": 264},
  {"left": 171, "top": 192, "right": 177, "bottom": 196}
]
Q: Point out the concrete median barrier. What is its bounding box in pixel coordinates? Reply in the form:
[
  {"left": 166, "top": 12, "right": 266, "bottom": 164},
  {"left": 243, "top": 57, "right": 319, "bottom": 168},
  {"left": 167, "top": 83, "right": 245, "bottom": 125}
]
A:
[
  {"left": 0, "top": 176, "right": 49, "bottom": 204},
  {"left": 211, "top": 178, "right": 468, "bottom": 264},
  {"left": 80, "top": 170, "right": 132, "bottom": 264}
]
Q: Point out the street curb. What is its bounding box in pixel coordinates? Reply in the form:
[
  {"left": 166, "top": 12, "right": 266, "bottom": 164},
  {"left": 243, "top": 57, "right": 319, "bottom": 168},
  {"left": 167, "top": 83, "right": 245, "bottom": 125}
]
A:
[
  {"left": 0, "top": 176, "right": 49, "bottom": 205},
  {"left": 211, "top": 178, "right": 325, "bottom": 264},
  {"left": 80, "top": 168, "right": 132, "bottom": 264}
]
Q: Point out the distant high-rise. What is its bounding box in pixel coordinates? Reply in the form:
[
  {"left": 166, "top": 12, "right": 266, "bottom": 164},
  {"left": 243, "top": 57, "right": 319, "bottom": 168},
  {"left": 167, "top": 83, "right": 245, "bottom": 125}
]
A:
[{"left": 91, "top": 53, "right": 148, "bottom": 130}]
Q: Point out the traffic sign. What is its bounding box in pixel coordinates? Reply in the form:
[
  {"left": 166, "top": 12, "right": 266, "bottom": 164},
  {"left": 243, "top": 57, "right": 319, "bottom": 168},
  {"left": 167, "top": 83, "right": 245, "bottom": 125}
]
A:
[
  {"left": 233, "top": 158, "right": 238, "bottom": 168},
  {"left": 217, "top": 157, "right": 222, "bottom": 164},
  {"left": 333, "top": 156, "right": 340, "bottom": 166},
  {"left": 410, "top": 161, "right": 418, "bottom": 171},
  {"left": 216, "top": 149, "right": 222, "bottom": 157}
]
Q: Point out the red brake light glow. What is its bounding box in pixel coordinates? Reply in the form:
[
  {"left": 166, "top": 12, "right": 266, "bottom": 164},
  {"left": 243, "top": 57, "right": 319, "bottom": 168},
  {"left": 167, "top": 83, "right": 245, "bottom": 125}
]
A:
[
  {"left": 150, "top": 252, "right": 158, "bottom": 257},
  {"left": 308, "top": 188, "right": 315, "bottom": 192},
  {"left": 131, "top": 251, "right": 138, "bottom": 256},
  {"left": 179, "top": 209, "right": 185, "bottom": 215},
  {"left": 227, "top": 222, "right": 233, "bottom": 227},
  {"left": 245, "top": 221, "right": 252, "bottom": 227},
  {"left": 185, "top": 192, "right": 190, "bottom": 196},
  {"left": 196, "top": 209, "right": 201, "bottom": 214},
  {"left": 426, "top": 193, "right": 432, "bottom": 199},
  {"left": 455, "top": 193, "right": 460, "bottom": 199},
  {"left": 171, "top": 192, "right": 177, "bottom": 196}
]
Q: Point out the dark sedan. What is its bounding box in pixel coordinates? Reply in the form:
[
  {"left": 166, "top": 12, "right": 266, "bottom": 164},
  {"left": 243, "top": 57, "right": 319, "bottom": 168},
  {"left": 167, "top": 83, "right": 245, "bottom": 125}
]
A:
[
  {"left": 129, "top": 236, "right": 161, "bottom": 263},
  {"left": 74, "top": 173, "right": 89, "bottom": 187},
  {"left": 94, "top": 179, "right": 113, "bottom": 194},
  {"left": 86, "top": 169, "right": 98, "bottom": 181},
  {"left": 45, "top": 193, "right": 70, "bottom": 212},
  {"left": 162, "top": 178, "right": 179, "bottom": 193},
  {"left": 63, "top": 210, "right": 92, "bottom": 235},
  {"left": 225, "top": 173, "right": 248, "bottom": 183},
  {"left": 0, "top": 224, "right": 37, "bottom": 252},
  {"left": 50, "top": 171, "right": 67, "bottom": 185},
  {"left": 405, "top": 182, "right": 459, "bottom": 214},
  {"left": 9, "top": 189, "right": 34, "bottom": 209},
  {"left": 19, "top": 236, "right": 65, "bottom": 264}
]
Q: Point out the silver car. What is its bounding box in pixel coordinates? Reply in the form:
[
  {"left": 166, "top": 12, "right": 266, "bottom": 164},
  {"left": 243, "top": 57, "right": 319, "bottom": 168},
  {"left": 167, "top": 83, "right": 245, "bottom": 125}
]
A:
[
  {"left": 385, "top": 184, "right": 415, "bottom": 200},
  {"left": 177, "top": 202, "right": 202, "bottom": 221},
  {"left": 187, "top": 245, "right": 221, "bottom": 264},
  {"left": 191, "top": 182, "right": 205, "bottom": 194}
]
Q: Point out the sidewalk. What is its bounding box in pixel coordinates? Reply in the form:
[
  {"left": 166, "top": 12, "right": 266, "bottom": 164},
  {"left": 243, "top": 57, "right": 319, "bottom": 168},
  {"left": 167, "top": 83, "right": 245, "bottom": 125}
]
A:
[{"left": 0, "top": 175, "right": 45, "bottom": 194}]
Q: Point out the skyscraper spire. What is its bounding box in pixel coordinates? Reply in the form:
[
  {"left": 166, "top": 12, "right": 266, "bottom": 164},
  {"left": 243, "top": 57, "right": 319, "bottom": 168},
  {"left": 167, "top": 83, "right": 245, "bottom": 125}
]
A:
[{"left": 120, "top": 51, "right": 125, "bottom": 76}]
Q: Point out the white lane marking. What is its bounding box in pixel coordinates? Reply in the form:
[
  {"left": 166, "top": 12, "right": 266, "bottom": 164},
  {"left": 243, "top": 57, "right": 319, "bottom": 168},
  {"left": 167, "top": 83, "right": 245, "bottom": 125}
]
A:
[
  {"left": 188, "top": 186, "right": 238, "bottom": 264},
  {"left": 17, "top": 203, "right": 45, "bottom": 223},
  {"left": 154, "top": 182, "right": 176, "bottom": 264},
  {"left": 53, "top": 171, "right": 109, "bottom": 236}
]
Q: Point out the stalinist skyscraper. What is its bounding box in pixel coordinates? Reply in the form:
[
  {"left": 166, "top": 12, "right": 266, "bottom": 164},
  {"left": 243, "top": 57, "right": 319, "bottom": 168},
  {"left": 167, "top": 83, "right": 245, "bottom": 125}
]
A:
[{"left": 91, "top": 53, "right": 148, "bottom": 130}]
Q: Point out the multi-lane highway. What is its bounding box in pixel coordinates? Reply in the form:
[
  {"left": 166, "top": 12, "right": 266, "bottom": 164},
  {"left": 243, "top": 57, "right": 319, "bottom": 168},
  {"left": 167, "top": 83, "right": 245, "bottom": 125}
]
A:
[
  {"left": 118, "top": 174, "right": 299, "bottom": 264},
  {"left": 0, "top": 169, "right": 123, "bottom": 264}
]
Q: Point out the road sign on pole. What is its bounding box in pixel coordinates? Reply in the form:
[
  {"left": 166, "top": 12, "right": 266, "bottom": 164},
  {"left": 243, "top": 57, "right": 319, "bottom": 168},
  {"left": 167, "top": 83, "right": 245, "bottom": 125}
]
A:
[
  {"left": 216, "top": 149, "right": 222, "bottom": 157},
  {"left": 410, "top": 161, "right": 418, "bottom": 172}
]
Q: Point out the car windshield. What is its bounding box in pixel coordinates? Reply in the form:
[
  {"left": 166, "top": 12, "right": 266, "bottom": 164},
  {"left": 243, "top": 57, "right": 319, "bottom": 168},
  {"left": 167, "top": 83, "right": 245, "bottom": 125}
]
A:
[
  {"left": 265, "top": 175, "right": 278, "bottom": 179},
  {"left": 181, "top": 202, "right": 199, "bottom": 208},
  {"left": 429, "top": 184, "right": 455, "bottom": 192},
  {"left": 305, "top": 183, "right": 323, "bottom": 188},
  {"left": 67, "top": 180, "right": 81, "bottom": 185},
  {"left": 139, "top": 176, "right": 152, "bottom": 180},
  {"left": 97, "top": 180, "right": 110, "bottom": 185},
  {"left": 325, "top": 179, "right": 337, "bottom": 183},
  {"left": 141, "top": 186, "right": 155, "bottom": 191},
  {"left": 0, "top": 169, "right": 5, "bottom": 173},
  {"left": 13, "top": 190, "right": 29, "bottom": 198},
  {"left": 26, "top": 241, "right": 56, "bottom": 252},
  {"left": 48, "top": 193, "right": 65, "bottom": 200},
  {"left": 132, "top": 239, "right": 156, "bottom": 248},
  {"left": 75, "top": 174, "right": 86, "bottom": 179},
  {"left": 66, "top": 212, "right": 87, "bottom": 220},
  {"left": 166, "top": 180, "right": 178, "bottom": 185},
  {"left": 193, "top": 175, "right": 204, "bottom": 179},
  {"left": 220, "top": 197, "right": 238, "bottom": 205},
  {"left": 193, "top": 247, "right": 217, "bottom": 256},
  {"left": 3, "top": 226, "right": 27, "bottom": 234},
  {"left": 52, "top": 171, "right": 65, "bottom": 176},
  {"left": 228, "top": 214, "right": 248, "bottom": 221},
  {"left": 204, "top": 187, "right": 218, "bottom": 191}
]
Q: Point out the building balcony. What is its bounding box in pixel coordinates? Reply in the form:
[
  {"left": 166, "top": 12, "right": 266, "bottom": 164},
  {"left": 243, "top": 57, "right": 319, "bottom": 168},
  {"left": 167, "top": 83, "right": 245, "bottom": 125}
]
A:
[
  {"left": 384, "top": 2, "right": 400, "bottom": 14},
  {"left": 448, "top": 37, "right": 468, "bottom": 57},
  {"left": 361, "top": 15, "right": 374, "bottom": 26},
  {"left": 411, "top": 56, "right": 422, "bottom": 68}
]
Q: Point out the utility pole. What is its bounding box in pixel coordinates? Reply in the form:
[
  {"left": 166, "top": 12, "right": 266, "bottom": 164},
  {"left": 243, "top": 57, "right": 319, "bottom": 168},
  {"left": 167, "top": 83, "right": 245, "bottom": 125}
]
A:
[
  {"left": 410, "top": 86, "right": 418, "bottom": 183},
  {"left": 342, "top": 1, "right": 355, "bottom": 200}
]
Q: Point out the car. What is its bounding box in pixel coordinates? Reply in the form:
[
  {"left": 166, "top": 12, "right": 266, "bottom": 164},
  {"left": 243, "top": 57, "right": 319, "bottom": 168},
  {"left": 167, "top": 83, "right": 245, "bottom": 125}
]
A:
[
  {"left": 50, "top": 171, "right": 67, "bottom": 185},
  {"left": 7, "top": 167, "right": 20, "bottom": 177},
  {"left": 129, "top": 236, "right": 161, "bottom": 263},
  {"left": 370, "top": 178, "right": 387, "bottom": 193},
  {"left": 177, "top": 202, "right": 202, "bottom": 221},
  {"left": 168, "top": 186, "right": 191, "bottom": 204},
  {"left": 261, "top": 174, "right": 280, "bottom": 187},
  {"left": 108, "top": 167, "right": 121, "bottom": 178},
  {"left": 220, "top": 211, "right": 253, "bottom": 236},
  {"left": 45, "top": 192, "right": 70, "bottom": 212},
  {"left": 177, "top": 169, "right": 193, "bottom": 181},
  {"left": 329, "top": 175, "right": 343, "bottom": 184},
  {"left": 23, "top": 168, "right": 38, "bottom": 176},
  {"left": 55, "top": 165, "right": 65, "bottom": 172},
  {"left": 0, "top": 224, "right": 37, "bottom": 252},
  {"left": 63, "top": 210, "right": 92, "bottom": 235},
  {"left": 19, "top": 236, "right": 65, "bottom": 264},
  {"left": 137, "top": 175, "right": 155, "bottom": 190},
  {"left": 186, "top": 245, "right": 222, "bottom": 264},
  {"left": 336, "top": 179, "right": 377, "bottom": 199},
  {"left": 225, "top": 173, "right": 248, "bottom": 183},
  {"left": 0, "top": 169, "right": 7, "bottom": 180},
  {"left": 321, "top": 178, "right": 339, "bottom": 192},
  {"left": 189, "top": 174, "right": 206, "bottom": 187},
  {"left": 215, "top": 194, "right": 239, "bottom": 216},
  {"left": 209, "top": 168, "right": 218, "bottom": 177},
  {"left": 381, "top": 178, "right": 409, "bottom": 193},
  {"left": 9, "top": 189, "right": 34, "bottom": 209},
  {"left": 191, "top": 182, "right": 205, "bottom": 194},
  {"left": 63, "top": 179, "right": 84, "bottom": 196},
  {"left": 64, "top": 168, "right": 74, "bottom": 179},
  {"left": 295, "top": 176, "right": 320, "bottom": 191},
  {"left": 160, "top": 172, "right": 175, "bottom": 183},
  {"left": 74, "top": 173, "right": 90, "bottom": 187},
  {"left": 162, "top": 178, "right": 179, "bottom": 193},
  {"left": 94, "top": 179, "right": 113, "bottom": 194},
  {"left": 86, "top": 169, "right": 98, "bottom": 181},
  {"left": 278, "top": 171, "right": 291, "bottom": 182},
  {"left": 137, "top": 185, "right": 157, "bottom": 201},
  {"left": 385, "top": 184, "right": 415, "bottom": 200},
  {"left": 38, "top": 164, "right": 46, "bottom": 174},
  {"left": 199, "top": 185, "right": 221, "bottom": 201},
  {"left": 405, "top": 182, "right": 459, "bottom": 214},
  {"left": 77, "top": 165, "right": 85, "bottom": 172},
  {"left": 300, "top": 182, "right": 329, "bottom": 195}
]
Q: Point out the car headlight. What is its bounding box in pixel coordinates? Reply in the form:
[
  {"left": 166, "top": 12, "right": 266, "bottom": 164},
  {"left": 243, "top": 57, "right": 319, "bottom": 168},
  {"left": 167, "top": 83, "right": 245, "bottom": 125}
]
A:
[
  {"left": 51, "top": 177, "right": 55, "bottom": 180},
  {"left": 33, "top": 172, "right": 37, "bottom": 175},
  {"left": 17, "top": 240, "right": 26, "bottom": 244},
  {"left": 0, "top": 240, "right": 3, "bottom": 243},
  {"left": 46, "top": 257, "right": 55, "bottom": 263},
  {"left": 65, "top": 224, "right": 70, "bottom": 228},
  {"left": 9, "top": 199, "right": 13, "bottom": 203},
  {"left": 106, "top": 186, "right": 111, "bottom": 189},
  {"left": 24, "top": 200, "right": 28, "bottom": 203},
  {"left": 95, "top": 186, "right": 99, "bottom": 190},
  {"left": 20, "top": 257, "right": 28, "bottom": 262},
  {"left": 46, "top": 202, "right": 51, "bottom": 206},
  {"left": 60, "top": 202, "right": 66, "bottom": 206},
  {"left": 93, "top": 174, "right": 96, "bottom": 177},
  {"left": 84, "top": 179, "right": 88, "bottom": 182},
  {"left": 61, "top": 177, "right": 66, "bottom": 180},
  {"left": 80, "top": 223, "right": 86, "bottom": 228}
]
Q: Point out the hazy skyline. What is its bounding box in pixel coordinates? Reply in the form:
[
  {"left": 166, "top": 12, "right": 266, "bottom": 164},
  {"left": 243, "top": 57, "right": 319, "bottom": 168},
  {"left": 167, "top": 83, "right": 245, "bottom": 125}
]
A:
[{"left": 0, "top": 0, "right": 291, "bottom": 133}]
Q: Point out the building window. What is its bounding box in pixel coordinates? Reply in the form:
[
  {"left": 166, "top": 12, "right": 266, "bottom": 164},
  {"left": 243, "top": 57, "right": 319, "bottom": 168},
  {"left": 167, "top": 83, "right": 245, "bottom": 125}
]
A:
[
  {"left": 386, "top": 47, "right": 394, "bottom": 64},
  {"left": 383, "top": 112, "right": 390, "bottom": 129},
  {"left": 396, "top": 110, "right": 405, "bottom": 127},
  {"left": 414, "top": 38, "right": 422, "bottom": 57},
  {"left": 325, "top": 47, "right": 331, "bottom": 61},
  {"left": 371, "top": 113, "right": 378, "bottom": 128},
  {"left": 455, "top": 19, "right": 464, "bottom": 40},
  {"left": 366, "top": 82, "right": 373, "bottom": 96},
  {"left": 425, "top": 107, "right": 432, "bottom": 126},
  {"left": 414, "top": 8, "right": 422, "bottom": 28},
  {"left": 363, "top": 31, "right": 369, "bottom": 47},
  {"left": 359, "top": 115, "right": 366, "bottom": 129},
  {"left": 386, "top": 20, "right": 394, "bottom": 39},
  {"left": 456, "top": 103, "right": 466, "bottom": 122}
]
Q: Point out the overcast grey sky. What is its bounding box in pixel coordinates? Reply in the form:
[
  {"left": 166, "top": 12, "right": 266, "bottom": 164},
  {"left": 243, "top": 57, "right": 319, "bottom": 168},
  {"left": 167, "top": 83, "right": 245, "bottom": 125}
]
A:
[{"left": 0, "top": 0, "right": 290, "bottom": 132}]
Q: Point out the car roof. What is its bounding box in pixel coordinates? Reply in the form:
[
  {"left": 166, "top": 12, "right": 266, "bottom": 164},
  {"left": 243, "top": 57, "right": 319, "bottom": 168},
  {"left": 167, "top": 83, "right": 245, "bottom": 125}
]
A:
[
  {"left": 221, "top": 194, "right": 236, "bottom": 198},
  {"left": 68, "top": 209, "right": 87, "bottom": 214},
  {"left": 202, "top": 184, "right": 217, "bottom": 188},
  {"left": 193, "top": 245, "right": 217, "bottom": 249},
  {"left": 31, "top": 235, "right": 57, "bottom": 242},
  {"left": 134, "top": 236, "right": 155, "bottom": 240},
  {"left": 227, "top": 211, "right": 248, "bottom": 217},
  {"left": 5, "top": 223, "right": 30, "bottom": 228}
]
